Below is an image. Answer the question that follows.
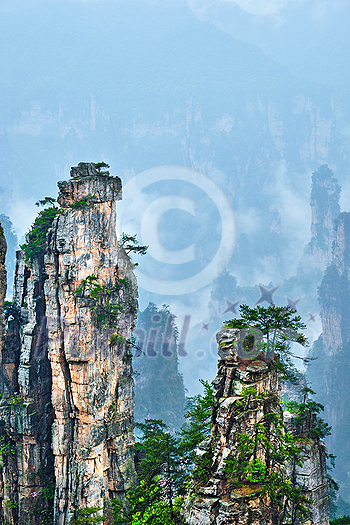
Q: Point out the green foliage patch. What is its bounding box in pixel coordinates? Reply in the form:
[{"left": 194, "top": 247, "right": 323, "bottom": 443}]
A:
[
  {"left": 223, "top": 409, "right": 310, "bottom": 523},
  {"left": 112, "top": 420, "right": 187, "bottom": 525},
  {"left": 70, "top": 506, "right": 106, "bottom": 524},
  {"left": 94, "top": 162, "right": 110, "bottom": 172},
  {"left": 74, "top": 274, "right": 128, "bottom": 328},
  {"left": 0, "top": 434, "right": 16, "bottom": 466},
  {"left": 118, "top": 233, "right": 148, "bottom": 266},
  {"left": 224, "top": 304, "right": 309, "bottom": 383},
  {"left": 21, "top": 198, "right": 59, "bottom": 261}
]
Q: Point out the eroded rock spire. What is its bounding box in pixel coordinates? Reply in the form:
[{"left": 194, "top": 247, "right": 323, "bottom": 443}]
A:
[{"left": 0, "top": 163, "right": 138, "bottom": 525}]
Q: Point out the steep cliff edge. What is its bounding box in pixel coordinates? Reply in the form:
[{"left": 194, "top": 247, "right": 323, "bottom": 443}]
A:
[
  {"left": 183, "top": 327, "right": 330, "bottom": 525},
  {"left": 317, "top": 212, "right": 350, "bottom": 356},
  {"left": 307, "top": 164, "right": 341, "bottom": 272},
  {"left": 0, "top": 223, "right": 6, "bottom": 354},
  {"left": 307, "top": 212, "right": 350, "bottom": 507},
  {"left": 45, "top": 163, "right": 138, "bottom": 523},
  {"left": 0, "top": 163, "right": 138, "bottom": 525}
]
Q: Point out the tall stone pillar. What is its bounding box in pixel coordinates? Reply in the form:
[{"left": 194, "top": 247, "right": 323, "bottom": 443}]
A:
[
  {"left": 183, "top": 327, "right": 330, "bottom": 525},
  {"left": 44, "top": 163, "right": 137, "bottom": 524},
  {"left": 0, "top": 223, "right": 6, "bottom": 353},
  {"left": 0, "top": 163, "right": 138, "bottom": 525}
]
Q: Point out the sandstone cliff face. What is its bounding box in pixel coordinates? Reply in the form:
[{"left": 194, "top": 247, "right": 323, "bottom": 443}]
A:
[
  {"left": 307, "top": 211, "right": 350, "bottom": 504},
  {"left": 293, "top": 441, "right": 330, "bottom": 525},
  {"left": 318, "top": 212, "right": 350, "bottom": 356},
  {"left": 0, "top": 223, "right": 6, "bottom": 353},
  {"left": 0, "top": 163, "right": 138, "bottom": 525},
  {"left": 45, "top": 163, "right": 137, "bottom": 523},
  {"left": 183, "top": 327, "right": 330, "bottom": 525},
  {"left": 0, "top": 252, "right": 54, "bottom": 525}
]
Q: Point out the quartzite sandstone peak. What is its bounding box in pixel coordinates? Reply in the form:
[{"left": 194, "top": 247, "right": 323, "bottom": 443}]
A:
[
  {"left": 0, "top": 163, "right": 138, "bottom": 525},
  {"left": 318, "top": 212, "right": 350, "bottom": 356},
  {"left": 183, "top": 327, "right": 330, "bottom": 525},
  {"left": 308, "top": 211, "right": 350, "bottom": 503},
  {"left": 308, "top": 164, "right": 341, "bottom": 272},
  {"left": 0, "top": 223, "right": 6, "bottom": 354}
]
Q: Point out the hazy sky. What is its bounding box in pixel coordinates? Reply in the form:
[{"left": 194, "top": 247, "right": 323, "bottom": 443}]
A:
[{"left": 1, "top": 0, "right": 349, "bottom": 384}]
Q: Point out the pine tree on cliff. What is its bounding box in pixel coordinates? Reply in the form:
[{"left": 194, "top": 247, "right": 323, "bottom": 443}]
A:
[{"left": 182, "top": 304, "right": 332, "bottom": 525}]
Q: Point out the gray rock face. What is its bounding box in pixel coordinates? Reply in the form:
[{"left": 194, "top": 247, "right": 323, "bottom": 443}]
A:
[
  {"left": 0, "top": 165, "right": 138, "bottom": 525},
  {"left": 308, "top": 211, "right": 350, "bottom": 502},
  {"left": 0, "top": 251, "right": 54, "bottom": 525},
  {"left": 318, "top": 212, "right": 350, "bottom": 356},
  {"left": 294, "top": 442, "right": 330, "bottom": 525}
]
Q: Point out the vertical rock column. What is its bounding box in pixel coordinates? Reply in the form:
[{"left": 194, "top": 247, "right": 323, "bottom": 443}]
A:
[
  {"left": 0, "top": 246, "right": 55, "bottom": 525},
  {"left": 44, "top": 163, "right": 137, "bottom": 524},
  {"left": 318, "top": 212, "right": 350, "bottom": 356},
  {"left": 183, "top": 328, "right": 283, "bottom": 525},
  {"left": 308, "top": 211, "right": 350, "bottom": 502},
  {"left": 308, "top": 164, "right": 341, "bottom": 271},
  {"left": 183, "top": 327, "right": 330, "bottom": 525},
  {"left": 0, "top": 222, "right": 7, "bottom": 353}
]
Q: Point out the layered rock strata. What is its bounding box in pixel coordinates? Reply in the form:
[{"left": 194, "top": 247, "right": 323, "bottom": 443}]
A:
[
  {"left": 0, "top": 163, "right": 138, "bottom": 525},
  {"left": 183, "top": 327, "right": 330, "bottom": 525},
  {"left": 318, "top": 212, "right": 350, "bottom": 356},
  {"left": 308, "top": 211, "right": 350, "bottom": 503},
  {"left": 308, "top": 164, "right": 341, "bottom": 272},
  {"left": 45, "top": 164, "right": 138, "bottom": 523},
  {"left": 0, "top": 223, "right": 6, "bottom": 353}
]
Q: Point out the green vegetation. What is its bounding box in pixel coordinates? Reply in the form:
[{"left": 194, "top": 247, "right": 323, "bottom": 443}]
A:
[
  {"left": 112, "top": 380, "right": 216, "bottom": 524},
  {"left": 94, "top": 162, "right": 110, "bottom": 172},
  {"left": 20, "top": 197, "right": 59, "bottom": 261},
  {"left": 285, "top": 387, "right": 332, "bottom": 440},
  {"left": 224, "top": 304, "right": 309, "bottom": 382},
  {"left": 0, "top": 434, "right": 16, "bottom": 466},
  {"left": 220, "top": 305, "right": 334, "bottom": 523},
  {"left": 28, "top": 470, "right": 55, "bottom": 525},
  {"left": 74, "top": 274, "right": 137, "bottom": 362},
  {"left": 69, "top": 194, "right": 98, "bottom": 210},
  {"left": 118, "top": 233, "right": 148, "bottom": 265},
  {"left": 112, "top": 420, "right": 187, "bottom": 525},
  {"left": 330, "top": 516, "right": 350, "bottom": 525},
  {"left": 3, "top": 499, "right": 17, "bottom": 509},
  {"left": 70, "top": 507, "right": 106, "bottom": 524},
  {"left": 223, "top": 393, "right": 310, "bottom": 524},
  {"left": 179, "top": 380, "right": 214, "bottom": 486},
  {"left": 109, "top": 333, "right": 126, "bottom": 346},
  {"left": 74, "top": 274, "right": 129, "bottom": 328}
]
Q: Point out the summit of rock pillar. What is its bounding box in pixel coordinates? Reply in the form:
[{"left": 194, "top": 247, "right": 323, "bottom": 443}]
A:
[{"left": 57, "top": 162, "right": 122, "bottom": 207}]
